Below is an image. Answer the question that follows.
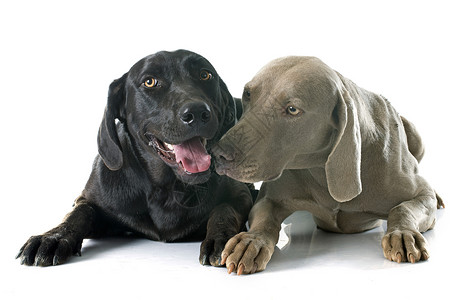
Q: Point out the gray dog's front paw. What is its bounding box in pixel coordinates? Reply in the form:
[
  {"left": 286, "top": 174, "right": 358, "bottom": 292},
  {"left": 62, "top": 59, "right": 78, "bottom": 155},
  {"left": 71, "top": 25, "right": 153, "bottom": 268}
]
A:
[
  {"left": 221, "top": 231, "right": 275, "bottom": 275},
  {"left": 381, "top": 229, "right": 429, "bottom": 263}
]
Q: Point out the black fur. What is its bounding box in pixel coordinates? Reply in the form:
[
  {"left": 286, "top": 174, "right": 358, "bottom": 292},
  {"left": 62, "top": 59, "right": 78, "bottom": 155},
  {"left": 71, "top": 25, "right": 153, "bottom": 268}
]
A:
[{"left": 17, "top": 50, "right": 253, "bottom": 267}]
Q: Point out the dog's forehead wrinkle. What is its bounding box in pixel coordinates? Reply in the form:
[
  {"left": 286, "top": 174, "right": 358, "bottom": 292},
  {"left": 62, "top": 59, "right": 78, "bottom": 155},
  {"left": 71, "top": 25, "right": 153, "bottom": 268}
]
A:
[
  {"left": 250, "top": 57, "right": 336, "bottom": 102},
  {"left": 179, "top": 54, "right": 216, "bottom": 78},
  {"left": 283, "top": 70, "right": 339, "bottom": 111}
]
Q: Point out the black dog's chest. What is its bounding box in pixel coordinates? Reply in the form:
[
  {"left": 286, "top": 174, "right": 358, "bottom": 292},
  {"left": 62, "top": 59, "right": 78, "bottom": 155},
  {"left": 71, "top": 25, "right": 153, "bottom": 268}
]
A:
[
  {"left": 140, "top": 180, "right": 216, "bottom": 241},
  {"left": 150, "top": 181, "right": 212, "bottom": 211}
]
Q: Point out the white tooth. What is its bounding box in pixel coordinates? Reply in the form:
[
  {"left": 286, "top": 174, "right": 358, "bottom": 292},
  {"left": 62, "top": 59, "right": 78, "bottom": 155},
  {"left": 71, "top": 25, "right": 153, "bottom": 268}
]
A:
[
  {"left": 202, "top": 138, "right": 207, "bottom": 147},
  {"left": 165, "top": 143, "right": 174, "bottom": 150}
]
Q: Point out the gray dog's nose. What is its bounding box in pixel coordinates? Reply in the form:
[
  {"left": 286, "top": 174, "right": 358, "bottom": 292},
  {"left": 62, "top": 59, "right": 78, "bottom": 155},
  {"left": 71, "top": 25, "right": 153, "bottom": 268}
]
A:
[{"left": 179, "top": 102, "right": 211, "bottom": 125}]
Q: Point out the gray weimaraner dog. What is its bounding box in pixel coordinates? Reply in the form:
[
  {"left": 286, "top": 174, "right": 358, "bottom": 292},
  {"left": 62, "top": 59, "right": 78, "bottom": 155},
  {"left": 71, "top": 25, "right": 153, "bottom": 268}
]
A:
[{"left": 213, "top": 56, "right": 444, "bottom": 275}]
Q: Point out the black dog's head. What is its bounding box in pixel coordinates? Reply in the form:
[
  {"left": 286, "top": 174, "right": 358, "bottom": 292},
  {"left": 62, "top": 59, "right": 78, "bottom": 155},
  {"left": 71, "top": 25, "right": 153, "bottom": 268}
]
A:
[{"left": 97, "top": 50, "right": 236, "bottom": 184}]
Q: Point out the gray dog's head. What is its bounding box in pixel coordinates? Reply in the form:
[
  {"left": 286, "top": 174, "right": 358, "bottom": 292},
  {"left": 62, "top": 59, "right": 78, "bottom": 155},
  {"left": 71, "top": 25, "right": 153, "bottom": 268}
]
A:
[{"left": 214, "top": 56, "right": 362, "bottom": 201}]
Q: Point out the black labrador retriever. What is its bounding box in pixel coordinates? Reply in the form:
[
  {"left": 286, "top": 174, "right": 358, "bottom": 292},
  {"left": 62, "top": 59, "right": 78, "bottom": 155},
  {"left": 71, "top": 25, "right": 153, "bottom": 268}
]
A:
[{"left": 17, "top": 50, "right": 253, "bottom": 267}]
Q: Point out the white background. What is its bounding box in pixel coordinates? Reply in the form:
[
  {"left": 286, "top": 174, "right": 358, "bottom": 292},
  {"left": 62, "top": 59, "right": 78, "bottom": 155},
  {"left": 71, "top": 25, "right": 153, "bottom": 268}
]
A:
[{"left": 1, "top": 0, "right": 461, "bottom": 299}]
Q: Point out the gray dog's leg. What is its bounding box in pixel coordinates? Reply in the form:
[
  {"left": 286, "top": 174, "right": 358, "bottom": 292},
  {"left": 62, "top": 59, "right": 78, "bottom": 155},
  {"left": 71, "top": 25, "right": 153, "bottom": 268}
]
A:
[
  {"left": 381, "top": 192, "right": 437, "bottom": 263},
  {"left": 221, "top": 197, "right": 294, "bottom": 275}
]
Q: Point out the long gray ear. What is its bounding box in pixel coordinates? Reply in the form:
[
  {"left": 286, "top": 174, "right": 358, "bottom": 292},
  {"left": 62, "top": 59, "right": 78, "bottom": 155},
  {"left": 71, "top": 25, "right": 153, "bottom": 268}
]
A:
[
  {"left": 97, "top": 73, "right": 127, "bottom": 171},
  {"left": 325, "top": 87, "right": 362, "bottom": 202}
]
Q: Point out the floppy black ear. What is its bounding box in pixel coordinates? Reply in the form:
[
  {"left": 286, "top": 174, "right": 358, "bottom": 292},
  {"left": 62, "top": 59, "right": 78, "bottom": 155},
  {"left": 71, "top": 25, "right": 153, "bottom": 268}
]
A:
[
  {"left": 216, "top": 77, "right": 237, "bottom": 139},
  {"left": 234, "top": 97, "right": 244, "bottom": 120},
  {"left": 97, "top": 73, "right": 127, "bottom": 171}
]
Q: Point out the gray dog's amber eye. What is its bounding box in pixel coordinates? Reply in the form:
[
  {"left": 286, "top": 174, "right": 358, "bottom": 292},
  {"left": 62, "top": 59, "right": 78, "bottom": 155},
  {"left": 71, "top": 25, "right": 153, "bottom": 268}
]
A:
[
  {"left": 286, "top": 106, "right": 301, "bottom": 116},
  {"left": 143, "top": 77, "right": 158, "bottom": 88},
  {"left": 200, "top": 70, "right": 213, "bottom": 81}
]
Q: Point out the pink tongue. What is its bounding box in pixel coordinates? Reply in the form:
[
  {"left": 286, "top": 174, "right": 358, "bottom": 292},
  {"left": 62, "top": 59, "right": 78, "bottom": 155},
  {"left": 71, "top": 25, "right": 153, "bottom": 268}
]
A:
[{"left": 173, "top": 137, "right": 211, "bottom": 173}]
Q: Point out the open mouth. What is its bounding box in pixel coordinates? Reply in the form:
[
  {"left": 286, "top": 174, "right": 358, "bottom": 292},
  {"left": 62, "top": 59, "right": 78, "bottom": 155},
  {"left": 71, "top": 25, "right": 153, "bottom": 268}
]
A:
[{"left": 145, "top": 134, "right": 211, "bottom": 175}]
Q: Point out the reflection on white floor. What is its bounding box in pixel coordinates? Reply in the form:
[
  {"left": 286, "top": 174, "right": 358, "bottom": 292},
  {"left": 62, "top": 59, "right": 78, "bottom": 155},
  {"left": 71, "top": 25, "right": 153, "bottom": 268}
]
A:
[
  {"left": 4, "top": 208, "right": 455, "bottom": 300},
  {"left": 273, "top": 211, "right": 391, "bottom": 271}
]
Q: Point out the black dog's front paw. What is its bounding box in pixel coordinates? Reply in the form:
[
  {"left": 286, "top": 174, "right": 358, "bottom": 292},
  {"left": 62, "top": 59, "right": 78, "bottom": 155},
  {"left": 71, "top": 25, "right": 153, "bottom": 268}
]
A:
[
  {"left": 17, "top": 231, "right": 83, "bottom": 267},
  {"left": 199, "top": 235, "right": 230, "bottom": 267}
]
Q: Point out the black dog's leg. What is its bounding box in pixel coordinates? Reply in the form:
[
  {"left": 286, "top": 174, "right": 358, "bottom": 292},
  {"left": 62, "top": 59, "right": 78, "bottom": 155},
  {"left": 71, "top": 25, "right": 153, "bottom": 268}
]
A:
[
  {"left": 17, "top": 198, "right": 99, "bottom": 266},
  {"left": 199, "top": 180, "right": 253, "bottom": 267},
  {"left": 199, "top": 204, "right": 247, "bottom": 266}
]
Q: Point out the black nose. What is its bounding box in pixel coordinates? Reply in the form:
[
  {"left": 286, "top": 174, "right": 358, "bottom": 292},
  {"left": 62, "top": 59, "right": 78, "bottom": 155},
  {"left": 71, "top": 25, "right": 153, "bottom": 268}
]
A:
[{"left": 179, "top": 102, "right": 211, "bottom": 125}]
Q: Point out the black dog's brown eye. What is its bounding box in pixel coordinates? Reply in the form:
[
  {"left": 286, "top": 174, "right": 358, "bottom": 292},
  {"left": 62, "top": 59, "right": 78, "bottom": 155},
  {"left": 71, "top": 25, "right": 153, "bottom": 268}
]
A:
[
  {"left": 286, "top": 106, "right": 301, "bottom": 116},
  {"left": 143, "top": 77, "right": 158, "bottom": 88},
  {"left": 200, "top": 70, "right": 213, "bottom": 81}
]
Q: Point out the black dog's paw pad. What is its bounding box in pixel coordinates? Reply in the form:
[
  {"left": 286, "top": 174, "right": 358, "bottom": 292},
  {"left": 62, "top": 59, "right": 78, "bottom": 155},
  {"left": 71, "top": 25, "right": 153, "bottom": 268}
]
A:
[
  {"left": 199, "top": 239, "right": 213, "bottom": 265},
  {"left": 52, "top": 239, "right": 73, "bottom": 266},
  {"left": 208, "top": 254, "right": 222, "bottom": 267},
  {"left": 17, "top": 234, "right": 82, "bottom": 267},
  {"left": 17, "top": 236, "right": 42, "bottom": 266},
  {"left": 200, "top": 254, "right": 210, "bottom": 266},
  {"left": 200, "top": 237, "right": 228, "bottom": 267}
]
